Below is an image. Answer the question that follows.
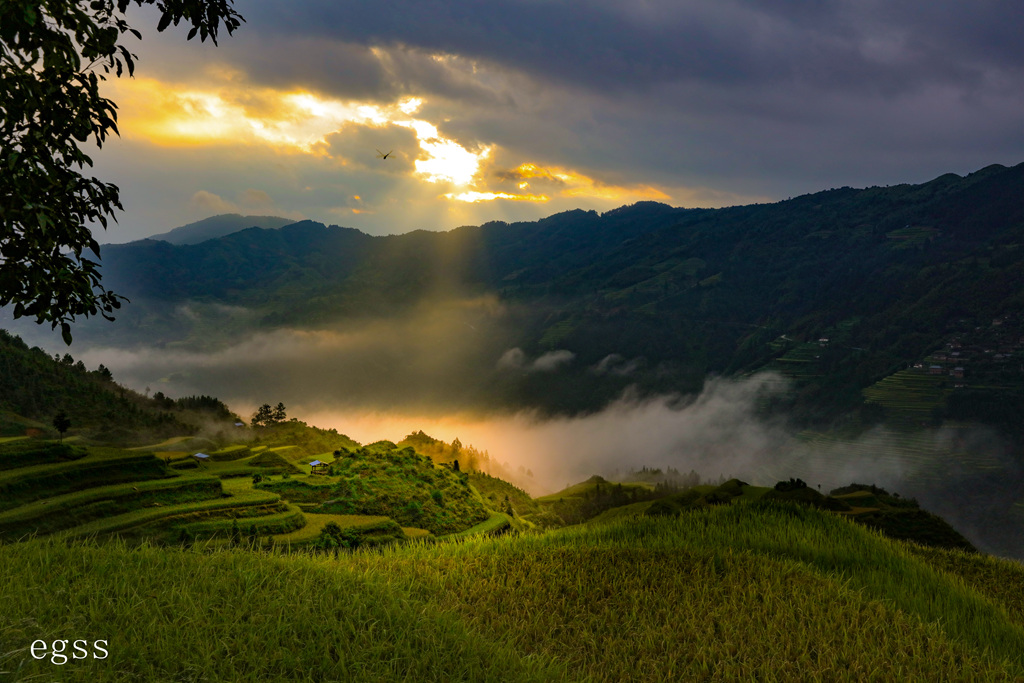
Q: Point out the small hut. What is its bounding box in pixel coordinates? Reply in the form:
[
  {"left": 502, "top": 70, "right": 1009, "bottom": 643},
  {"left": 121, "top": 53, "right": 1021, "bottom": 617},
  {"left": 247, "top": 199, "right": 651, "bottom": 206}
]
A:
[
  {"left": 309, "top": 459, "right": 329, "bottom": 475},
  {"left": 192, "top": 453, "right": 211, "bottom": 467}
]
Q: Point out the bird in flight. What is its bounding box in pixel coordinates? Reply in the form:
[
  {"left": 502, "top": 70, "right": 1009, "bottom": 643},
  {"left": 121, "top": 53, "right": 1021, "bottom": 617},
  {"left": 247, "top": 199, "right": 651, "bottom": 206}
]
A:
[{"left": 376, "top": 149, "right": 393, "bottom": 159}]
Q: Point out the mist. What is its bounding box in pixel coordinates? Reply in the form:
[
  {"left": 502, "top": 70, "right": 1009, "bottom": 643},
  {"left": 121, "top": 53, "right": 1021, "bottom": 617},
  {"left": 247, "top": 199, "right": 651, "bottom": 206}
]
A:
[
  {"left": 300, "top": 375, "right": 984, "bottom": 497},
  {"left": 7, "top": 297, "right": 1022, "bottom": 557},
  {"left": 299, "top": 377, "right": 1024, "bottom": 558}
]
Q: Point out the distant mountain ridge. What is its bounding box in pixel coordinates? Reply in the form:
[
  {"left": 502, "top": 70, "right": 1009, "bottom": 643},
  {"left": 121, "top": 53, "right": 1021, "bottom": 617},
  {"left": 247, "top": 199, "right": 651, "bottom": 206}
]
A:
[
  {"left": 145, "top": 214, "right": 296, "bottom": 245},
  {"left": 61, "top": 161, "right": 1024, "bottom": 423}
]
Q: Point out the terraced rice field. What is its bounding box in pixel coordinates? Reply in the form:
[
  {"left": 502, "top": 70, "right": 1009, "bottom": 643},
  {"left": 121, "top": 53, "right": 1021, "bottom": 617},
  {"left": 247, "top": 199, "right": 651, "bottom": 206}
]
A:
[
  {"left": 128, "top": 436, "right": 194, "bottom": 451},
  {"left": 67, "top": 488, "right": 285, "bottom": 538},
  {"left": 272, "top": 512, "right": 399, "bottom": 543},
  {"left": 862, "top": 369, "right": 950, "bottom": 426},
  {"left": 0, "top": 438, "right": 319, "bottom": 545},
  {"left": 538, "top": 319, "right": 576, "bottom": 347},
  {"left": 0, "top": 476, "right": 224, "bottom": 540},
  {"left": 795, "top": 428, "right": 1005, "bottom": 490},
  {"left": 184, "top": 503, "right": 306, "bottom": 538},
  {"left": 765, "top": 342, "right": 826, "bottom": 381},
  {"left": 0, "top": 439, "right": 504, "bottom": 548}
]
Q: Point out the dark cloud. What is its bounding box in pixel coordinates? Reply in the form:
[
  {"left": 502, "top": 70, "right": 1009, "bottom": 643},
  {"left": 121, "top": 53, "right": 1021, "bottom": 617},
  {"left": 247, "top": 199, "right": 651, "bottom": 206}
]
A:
[
  {"left": 242, "top": 0, "right": 1024, "bottom": 96},
  {"left": 212, "top": 0, "right": 1024, "bottom": 200}
]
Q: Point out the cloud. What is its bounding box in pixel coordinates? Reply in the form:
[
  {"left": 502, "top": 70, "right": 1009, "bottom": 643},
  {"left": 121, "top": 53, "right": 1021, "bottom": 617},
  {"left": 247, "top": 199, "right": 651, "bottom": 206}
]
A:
[
  {"left": 532, "top": 350, "right": 576, "bottom": 372},
  {"left": 186, "top": 189, "right": 304, "bottom": 221},
  {"left": 591, "top": 354, "right": 644, "bottom": 377},
  {"left": 497, "top": 347, "right": 575, "bottom": 372},
  {"left": 496, "top": 347, "right": 527, "bottom": 370},
  {"left": 239, "top": 1, "right": 1024, "bottom": 97},
  {"left": 188, "top": 190, "right": 237, "bottom": 214},
  {"left": 229, "top": 1, "right": 1024, "bottom": 190},
  {"left": 293, "top": 372, "right": 933, "bottom": 500}
]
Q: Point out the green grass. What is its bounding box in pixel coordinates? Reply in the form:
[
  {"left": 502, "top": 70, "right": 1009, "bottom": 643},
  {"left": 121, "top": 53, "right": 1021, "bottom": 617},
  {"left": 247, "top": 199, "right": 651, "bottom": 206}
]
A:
[
  {"left": 0, "top": 540, "right": 561, "bottom": 682},
  {"left": 351, "top": 503, "right": 1024, "bottom": 681},
  {"left": 585, "top": 499, "right": 655, "bottom": 525},
  {"left": 469, "top": 471, "right": 541, "bottom": 516},
  {"left": 3, "top": 502, "right": 1024, "bottom": 681},
  {"left": 445, "top": 512, "right": 513, "bottom": 538}
]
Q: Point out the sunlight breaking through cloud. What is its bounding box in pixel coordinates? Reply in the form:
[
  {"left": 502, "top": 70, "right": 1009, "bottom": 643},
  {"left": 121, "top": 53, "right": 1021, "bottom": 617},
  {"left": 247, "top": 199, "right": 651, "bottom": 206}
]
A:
[
  {"left": 445, "top": 190, "right": 548, "bottom": 203},
  {"left": 498, "top": 162, "right": 672, "bottom": 202},
  {"left": 394, "top": 120, "right": 492, "bottom": 185},
  {"left": 108, "top": 73, "right": 680, "bottom": 221},
  {"left": 113, "top": 76, "right": 498, "bottom": 190}
]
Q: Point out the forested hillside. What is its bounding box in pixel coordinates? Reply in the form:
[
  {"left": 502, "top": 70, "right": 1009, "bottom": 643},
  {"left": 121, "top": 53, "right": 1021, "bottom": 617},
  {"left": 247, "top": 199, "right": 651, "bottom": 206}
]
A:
[{"left": 0, "top": 330, "right": 236, "bottom": 443}]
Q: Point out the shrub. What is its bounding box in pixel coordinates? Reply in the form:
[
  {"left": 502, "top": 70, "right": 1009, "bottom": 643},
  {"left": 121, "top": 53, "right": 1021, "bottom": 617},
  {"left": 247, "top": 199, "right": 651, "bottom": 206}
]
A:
[
  {"left": 774, "top": 478, "right": 808, "bottom": 492},
  {"left": 314, "top": 521, "right": 360, "bottom": 551}
]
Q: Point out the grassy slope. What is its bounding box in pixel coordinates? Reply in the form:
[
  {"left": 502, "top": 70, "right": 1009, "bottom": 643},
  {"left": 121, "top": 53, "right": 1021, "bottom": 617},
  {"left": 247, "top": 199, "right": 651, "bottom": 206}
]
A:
[
  {"left": 0, "top": 541, "right": 560, "bottom": 682},
  {"left": 3, "top": 505, "right": 1024, "bottom": 681}
]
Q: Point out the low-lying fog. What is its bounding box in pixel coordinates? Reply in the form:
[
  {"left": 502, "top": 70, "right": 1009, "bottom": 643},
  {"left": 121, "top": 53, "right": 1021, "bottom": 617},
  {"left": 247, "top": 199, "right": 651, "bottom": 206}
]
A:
[
  {"left": 6, "top": 304, "right": 1021, "bottom": 557},
  {"left": 55, "top": 327, "right": 1012, "bottom": 502}
]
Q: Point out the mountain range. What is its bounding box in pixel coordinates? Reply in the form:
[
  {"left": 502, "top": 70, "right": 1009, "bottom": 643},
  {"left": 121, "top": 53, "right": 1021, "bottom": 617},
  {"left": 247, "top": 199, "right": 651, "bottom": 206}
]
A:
[
  {"left": 62, "top": 161, "right": 1024, "bottom": 425},
  {"left": 145, "top": 214, "right": 296, "bottom": 245}
]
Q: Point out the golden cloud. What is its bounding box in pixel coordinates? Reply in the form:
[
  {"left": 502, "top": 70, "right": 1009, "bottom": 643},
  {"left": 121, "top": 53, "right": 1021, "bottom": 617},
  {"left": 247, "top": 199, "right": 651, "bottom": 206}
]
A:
[
  {"left": 444, "top": 191, "right": 549, "bottom": 203},
  {"left": 484, "top": 162, "right": 671, "bottom": 203},
  {"left": 104, "top": 74, "right": 678, "bottom": 212}
]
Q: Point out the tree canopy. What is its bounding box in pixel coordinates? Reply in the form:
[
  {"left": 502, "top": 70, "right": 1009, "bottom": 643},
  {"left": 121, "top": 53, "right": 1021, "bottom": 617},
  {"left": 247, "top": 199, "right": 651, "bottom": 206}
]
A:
[{"left": 0, "top": 0, "right": 243, "bottom": 343}]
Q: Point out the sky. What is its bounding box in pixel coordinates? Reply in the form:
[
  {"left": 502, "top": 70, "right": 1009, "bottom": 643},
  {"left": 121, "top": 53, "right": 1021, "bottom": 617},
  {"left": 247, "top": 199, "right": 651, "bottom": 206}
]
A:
[{"left": 88, "top": 0, "right": 1024, "bottom": 242}]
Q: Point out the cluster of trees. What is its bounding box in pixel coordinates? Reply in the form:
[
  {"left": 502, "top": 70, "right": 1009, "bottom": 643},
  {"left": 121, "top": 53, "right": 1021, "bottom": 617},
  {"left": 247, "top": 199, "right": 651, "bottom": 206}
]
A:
[
  {"left": 547, "top": 479, "right": 677, "bottom": 526},
  {"left": 150, "top": 392, "right": 234, "bottom": 420},
  {"left": 250, "top": 402, "right": 287, "bottom": 427},
  {"left": 398, "top": 431, "right": 493, "bottom": 472}
]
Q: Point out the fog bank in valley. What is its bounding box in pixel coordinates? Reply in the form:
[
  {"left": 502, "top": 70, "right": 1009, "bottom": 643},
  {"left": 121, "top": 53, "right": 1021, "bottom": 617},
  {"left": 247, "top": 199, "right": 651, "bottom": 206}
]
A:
[{"left": 7, "top": 303, "right": 1020, "bottom": 557}]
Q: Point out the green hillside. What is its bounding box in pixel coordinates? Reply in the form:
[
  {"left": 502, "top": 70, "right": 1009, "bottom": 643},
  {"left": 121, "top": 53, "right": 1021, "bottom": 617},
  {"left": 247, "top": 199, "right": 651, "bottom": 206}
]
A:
[
  {"left": 259, "top": 443, "right": 490, "bottom": 535},
  {"left": 0, "top": 329, "right": 247, "bottom": 446},
  {"left": 4, "top": 503, "right": 1024, "bottom": 681}
]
